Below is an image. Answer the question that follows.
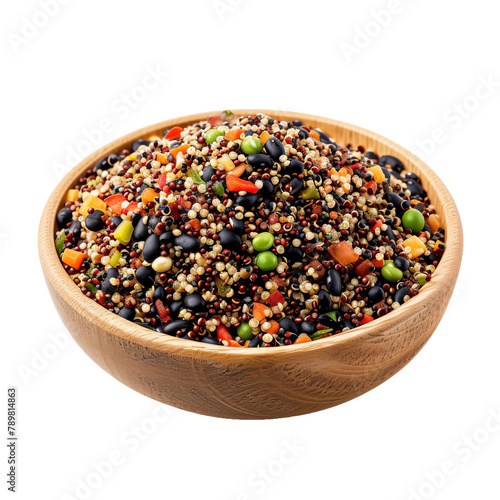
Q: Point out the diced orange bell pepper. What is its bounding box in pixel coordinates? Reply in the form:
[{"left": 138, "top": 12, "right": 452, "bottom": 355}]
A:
[
  {"left": 253, "top": 303, "right": 272, "bottom": 323},
  {"left": 310, "top": 130, "right": 320, "bottom": 141},
  {"left": 295, "top": 333, "right": 312, "bottom": 344},
  {"left": 79, "top": 195, "right": 108, "bottom": 218},
  {"left": 155, "top": 152, "right": 169, "bottom": 164},
  {"left": 164, "top": 126, "right": 183, "bottom": 140},
  {"left": 141, "top": 188, "right": 158, "bottom": 206},
  {"left": 170, "top": 144, "right": 190, "bottom": 161},
  {"left": 228, "top": 163, "right": 247, "bottom": 178},
  {"left": 225, "top": 128, "right": 244, "bottom": 142},
  {"left": 428, "top": 213, "right": 440, "bottom": 233},
  {"left": 368, "top": 165, "right": 386, "bottom": 183},
  {"left": 62, "top": 248, "right": 85, "bottom": 270},
  {"left": 104, "top": 194, "right": 127, "bottom": 216},
  {"left": 404, "top": 235, "right": 427, "bottom": 259},
  {"left": 260, "top": 131, "right": 271, "bottom": 145},
  {"left": 66, "top": 189, "right": 79, "bottom": 203},
  {"left": 327, "top": 241, "right": 359, "bottom": 266},
  {"left": 338, "top": 167, "right": 348, "bottom": 177},
  {"left": 266, "top": 320, "right": 280, "bottom": 335}
]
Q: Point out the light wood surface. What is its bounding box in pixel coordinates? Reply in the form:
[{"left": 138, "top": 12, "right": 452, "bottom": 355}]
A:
[{"left": 38, "top": 110, "right": 463, "bottom": 419}]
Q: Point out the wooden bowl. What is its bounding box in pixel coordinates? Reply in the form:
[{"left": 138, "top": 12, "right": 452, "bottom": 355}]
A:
[{"left": 38, "top": 110, "right": 463, "bottom": 419}]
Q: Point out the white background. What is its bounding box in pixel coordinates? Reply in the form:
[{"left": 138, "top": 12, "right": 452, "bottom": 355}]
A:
[{"left": 2, "top": 1, "right": 499, "bottom": 499}]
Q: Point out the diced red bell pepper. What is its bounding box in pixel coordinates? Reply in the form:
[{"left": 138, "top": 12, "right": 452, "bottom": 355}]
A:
[
  {"left": 226, "top": 175, "right": 258, "bottom": 193},
  {"left": 372, "top": 258, "right": 384, "bottom": 268},
  {"left": 104, "top": 194, "right": 127, "bottom": 216},
  {"left": 122, "top": 201, "right": 143, "bottom": 215},
  {"left": 216, "top": 325, "right": 233, "bottom": 342},
  {"left": 355, "top": 259, "right": 372, "bottom": 277},
  {"left": 365, "top": 180, "right": 378, "bottom": 195},
  {"left": 267, "top": 290, "right": 285, "bottom": 307},
  {"left": 164, "top": 126, "right": 183, "bottom": 140},
  {"left": 158, "top": 172, "right": 171, "bottom": 193},
  {"left": 156, "top": 299, "right": 171, "bottom": 324},
  {"left": 359, "top": 314, "right": 374, "bottom": 325}
]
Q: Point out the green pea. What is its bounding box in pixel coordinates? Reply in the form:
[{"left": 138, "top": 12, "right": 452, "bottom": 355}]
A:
[
  {"left": 241, "top": 136, "right": 263, "bottom": 155},
  {"left": 252, "top": 232, "right": 274, "bottom": 252},
  {"left": 256, "top": 251, "right": 278, "bottom": 271},
  {"left": 381, "top": 260, "right": 403, "bottom": 282},
  {"left": 237, "top": 322, "right": 254, "bottom": 341},
  {"left": 402, "top": 208, "right": 425, "bottom": 232},
  {"left": 205, "top": 129, "right": 224, "bottom": 145}
]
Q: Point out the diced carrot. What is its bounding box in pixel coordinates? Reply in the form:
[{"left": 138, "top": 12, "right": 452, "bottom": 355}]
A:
[
  {"left": 170, "top": 144, "right": 190, "bottom": 161},
  {"left": 327, "top": 241, "right": 359, "bottom": 266},
  {"left": 156, "top": 152, "right": 169, "bottom": 164},
  {"left": 79, "top": 195, "right": 108, "bottom": 218},
  {"left": 141, "top": 188, "right": 158, "bottom": 205},
  {"left": 428, "top": 213, "right": 440, "bottom": 233},
  {"left": 368, "top": 165, "right": 386, "bottom": 183},
  {"left": 62, "top": 248, "right": 85, "bottom": 270},
  {"left": 310, "top": 130, "right": 320, "bottom": 141},
  {"left": 66, "top": 189, "right": 79, "bottom": 203},
  {"left": 228, "top": 163, "right": 247, "bottom": 178},
  {"left": 433, "top": 240, "right": 445, "bottom": 252},
  {"left": 372, "top": 257, "right": 384, "bottom": 268},
  {"left": 260, "top": 131, "right": 271, "bottom": 145},
  {"left": 294, "top": 333, "right": 312, "bottom": 344},
  {"left": 225, "top": 128, "right": 244, "bottom": 142},
  {"left": 226, "top": 340, "right": 242, "bottom": 347},
  {"left": 253, "top": 303, "right": 272, "bottom": 323},
  {"left": 164, "top": 126, "right": 183, "bottom": 140},
  {"left": 355, "top": 259, "right": 372, "bottom": 277}
]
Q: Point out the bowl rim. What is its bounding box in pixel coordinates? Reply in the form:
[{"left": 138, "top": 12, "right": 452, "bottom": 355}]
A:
[{"left": 38, "top": 109, "right": 463, "bottom": 360}]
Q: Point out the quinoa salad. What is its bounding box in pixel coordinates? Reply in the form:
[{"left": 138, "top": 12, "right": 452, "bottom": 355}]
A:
[{"left": 54, "top": 111, "right": 446, "bottom": 347}]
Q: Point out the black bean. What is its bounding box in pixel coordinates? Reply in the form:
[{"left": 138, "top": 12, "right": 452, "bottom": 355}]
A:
[
  {"left": 202, "top": 165, "right": 215, "bottom": 182},
  {"left": 174, "top": 234, "right": 201, "bottom": 252},
  {"left": 56, "top": 208, "right": 72, "bottom": 229},
  {"left": 264, "top": 136, "right": 286, "bottom": 161},
  {"left": 380, "top": 166, "right": 391, "bottom": 182},
  {"left": 317, "top": 314, "right": 337, "bottom": 328},
  {"left": 394, "top": 286, "right": 410, "bottom": 305},
  {"left": 279, "top": 317, "right": 298, "bottom": 334},
  {"left": 101, "top": 278, "right": 117, "bottom": 295},
  {"left": 286, "top": 246, "right": 303, "bottom": 261},
  {"left": 132, "top": 139, "right": 150, "bottom": 151},
  {"left": 364, "top": 150, "right": 379, "bottom": 161},
  {"left": 247, "top": 334, "right": 261, "bottom": 347},
  {"left": 159, "top": 230, "right": 174, "bottom": 244},
  {"left": 394, "top": 256, "right": 410, "bottom": 272},
  {"left": 85, "top": 210, "right": 106, "bottom": 231},
  {"left": 162, "top": 319, "right": 191, "bottom": 336},
  {"left": 290, "top": 178, "right": 303, "bottom": 196},
  {"left": 326, "top": 269, "right": 342, "bottom": 295},
  {"left": 133, "top": 220, "right": 150, "bottom": 241},
  {"left": 405, "top": 180, "right": 425, "bottom": 197},
  {"left": 201, "top": 336, "right": 218, "bottom": 345},
  {"left": 230, "top": 217, "right": 244, "bottom": 233},
  {"left": 316, "top": 130, "right": 331, "bottom": 144},
  {"left": 292, "top": 120, "right": 302, "bottom": 126},
  {"left": 367, "top": 286, "right": 385, "bottom": 303},
  {"left": 379, "top": 155, "right": 404, "bottom": 173},
  {"left": 110, "top": 216, "right": 123, "bottom": 228},
  {"left": 135, "top": 265, "right": 156, "bottom": 287},
  {"left": 247, "top": 153, "right": 273, "bottom": 169},
  {"left": 286, "top": 159, "right": 305, "bottom": 175},
  {"left": 317, "top": 290, "right": 333, "bottom": 313},
  {"left": 385, "top": 192, "right": 405, "bottom": 213},
  {"left": 142, "top": 234, "right": 161, "bottom": 262},
  {"left": 153, "top": 286, "right": 166, "bottom": 302},
  {"left": 184, "top": 293, "right": 206, "bottom": 311},
  {"left": 299, "top": 128, "right": 310, "bottom": 139},
  {"left": 118, "top": 307, "right": 135, "bottom": 321},
  {"left": 260, "top": 179, "right": 275, "bottom": 196},
  {"left": 106, "top": 268, "right": 119, "bottom": 279},
  {"left": 137, "top": 321, "right": 156, "bottom": 331},
  {"left": 300, "top": 321, "right": 316, "bottom": 334},
  {"left": 235, "top": 193, "right": 259, "bottom": 208},
  {"left": 218, "top": 229, "right": 242, "bottom": 250},
  {"left": 66, "top": 220, "right": 82, "bottom": 238},
  {"left": 169, "top": 300, "right": 184, "bottom": 318}
]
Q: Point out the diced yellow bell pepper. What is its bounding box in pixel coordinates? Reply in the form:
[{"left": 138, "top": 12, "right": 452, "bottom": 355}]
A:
[
  {"left": 66, "top": 189, "right": 80, "bottom": 203},
  {"left": 79, "top": 195, "right": 107, "bottom": 218},
  {"left": 367, "top": 165, "right": 386, "bottom": 184},
  {"left": 217, "top": 154, "right": 235, "bottom": 172}
]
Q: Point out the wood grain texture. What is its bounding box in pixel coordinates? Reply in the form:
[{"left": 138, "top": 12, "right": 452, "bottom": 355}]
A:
[{"left": 38, "top": 110, "right": 463, "bottom": 419}]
